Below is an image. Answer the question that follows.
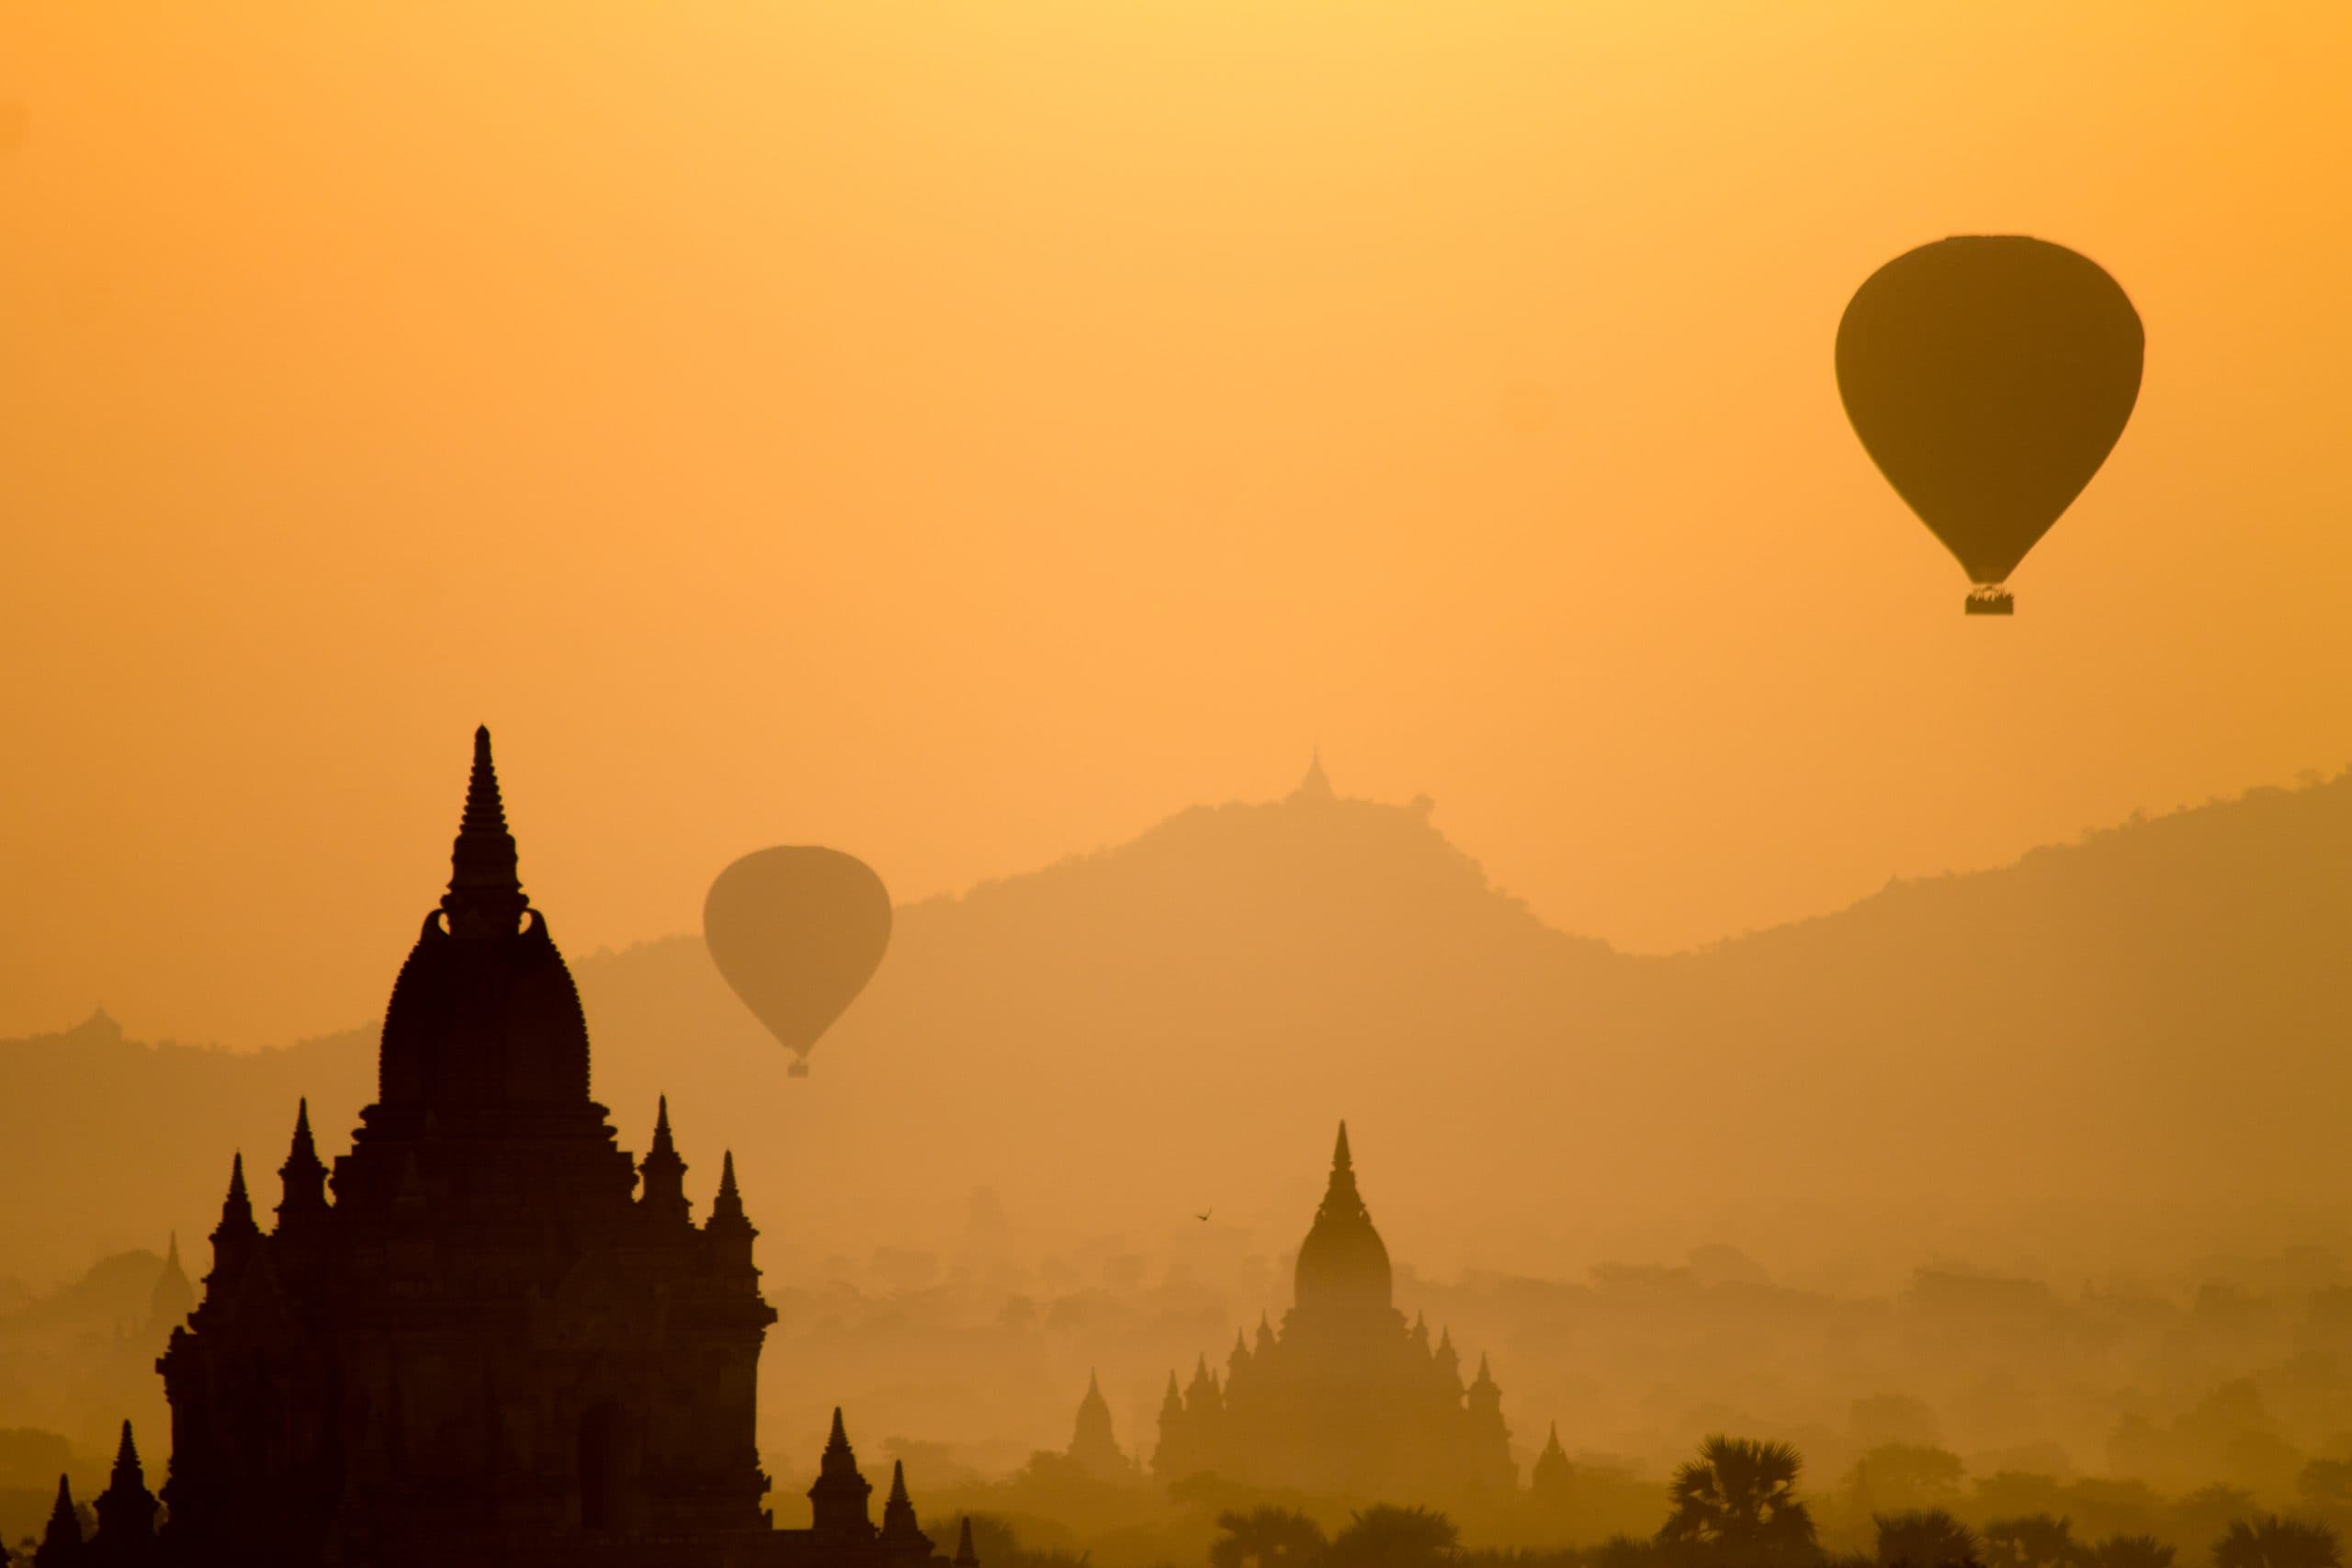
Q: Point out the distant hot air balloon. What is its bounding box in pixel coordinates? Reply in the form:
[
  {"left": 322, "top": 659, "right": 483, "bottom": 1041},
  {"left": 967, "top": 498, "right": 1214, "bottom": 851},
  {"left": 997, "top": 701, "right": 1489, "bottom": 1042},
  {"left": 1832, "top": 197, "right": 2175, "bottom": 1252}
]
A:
[
  {"left": 1837, "top": 236, "right": 2143, "bottom": 615},
  {"left": 704, "top": 847, "right": 891, "bottom": 1078}
]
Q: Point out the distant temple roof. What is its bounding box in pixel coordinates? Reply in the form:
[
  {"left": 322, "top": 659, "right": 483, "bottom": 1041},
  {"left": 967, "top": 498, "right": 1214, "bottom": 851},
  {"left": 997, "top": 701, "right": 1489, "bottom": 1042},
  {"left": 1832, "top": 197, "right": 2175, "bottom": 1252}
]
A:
[
  {"left": 1290, "top": 747, "right": 1335, "bottom": 804},
  {"left": 1293, "top": 1121, "right": 1392, "bottom": 1314}
]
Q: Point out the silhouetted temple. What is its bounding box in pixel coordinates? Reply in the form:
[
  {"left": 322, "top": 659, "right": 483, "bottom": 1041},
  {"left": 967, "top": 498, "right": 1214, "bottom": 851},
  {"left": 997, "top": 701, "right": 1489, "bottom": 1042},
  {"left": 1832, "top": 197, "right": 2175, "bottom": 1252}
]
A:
[
  {"left": 103, "top": 729, "right": 974, "bottom": 1568},
  {"left": 1153, "top": 1124, "right": 1515, "bottom": 1500},
  {"left": 1064, "top": 1372, "right": 1136, "bottom": 1481}
]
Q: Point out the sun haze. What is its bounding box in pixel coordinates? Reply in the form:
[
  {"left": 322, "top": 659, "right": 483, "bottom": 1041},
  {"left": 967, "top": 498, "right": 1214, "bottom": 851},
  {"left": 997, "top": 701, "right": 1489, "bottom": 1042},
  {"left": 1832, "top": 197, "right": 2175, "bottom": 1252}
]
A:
[{"left": 2, "top": 2, "right": 2348, "bottom": 1046}]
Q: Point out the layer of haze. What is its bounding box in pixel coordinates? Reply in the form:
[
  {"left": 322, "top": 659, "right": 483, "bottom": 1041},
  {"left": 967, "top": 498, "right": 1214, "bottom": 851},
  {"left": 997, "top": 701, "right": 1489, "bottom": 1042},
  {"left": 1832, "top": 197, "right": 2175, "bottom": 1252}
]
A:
[{"left": 2, "top": 4, "right": 2349, "bottom": 1046}]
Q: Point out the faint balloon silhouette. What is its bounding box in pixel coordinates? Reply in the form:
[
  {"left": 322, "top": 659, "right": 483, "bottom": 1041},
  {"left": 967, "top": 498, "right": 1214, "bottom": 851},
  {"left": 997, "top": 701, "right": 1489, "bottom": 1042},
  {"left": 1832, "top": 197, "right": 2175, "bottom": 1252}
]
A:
[
  {"left": 703, "top": 847, "right": 891, "bottom": 1078},
  {"left": 1838, "top": 235, "right": 2143, "bottom": 615}
]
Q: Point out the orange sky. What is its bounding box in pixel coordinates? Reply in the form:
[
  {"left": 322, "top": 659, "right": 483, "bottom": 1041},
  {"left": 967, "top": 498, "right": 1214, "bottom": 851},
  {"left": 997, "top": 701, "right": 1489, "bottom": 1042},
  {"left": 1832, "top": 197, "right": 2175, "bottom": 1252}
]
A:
[{"left": 1, "top": 2, "right": 2347, "bottom": 1047}]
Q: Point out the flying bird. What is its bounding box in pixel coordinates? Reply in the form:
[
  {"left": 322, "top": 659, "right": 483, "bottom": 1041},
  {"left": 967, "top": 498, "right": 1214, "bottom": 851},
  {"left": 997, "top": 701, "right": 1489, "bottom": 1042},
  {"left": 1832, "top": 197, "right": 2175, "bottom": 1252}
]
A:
[{"left": 1195, "top": 1210, "right": 1212, "bottom": 1222}]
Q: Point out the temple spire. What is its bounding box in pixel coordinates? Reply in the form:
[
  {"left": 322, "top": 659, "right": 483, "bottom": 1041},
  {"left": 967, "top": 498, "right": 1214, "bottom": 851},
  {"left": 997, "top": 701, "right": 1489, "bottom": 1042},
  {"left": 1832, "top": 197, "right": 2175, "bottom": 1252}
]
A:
[
  {"left": 808, "top": 1406, "right": 874, "bottom": 1540},
  {"left": 705, "top": 1149, "right": 755, "bottom": 1273},
  {"left": 40, "top": 1472, "right": 81, "bottom": 1559},
  {"left": 1293, "top": 746, "right": 1335, "bottom": 803},
  {"left": 709, "top": 1151, "right": 749, "bottom": 1227},
  {"left": 879, "top": 1458, "right": 931, "bottom": 1551},
  {"left": 91, "top": 1419, "right": 159, "bottom": 1546},
  {"left": 443, "top": 725, "right": 525, "bottom": 932},
  {"left": 277, "top": 1098, "right": 330, "bottom": 1224},
  {"left": 639, "top": 1096, "right": 690, "bottom": 1223},
  {"left": 1315, "top": 1121, "right": 1365, "bottom": 1223},
  {"left": 148, "top": 1230, "right": 195, "bottom": 1336},
  {"left": 955, "top": 1517, "right": 980, "bottom": 1568},
  {"left": 215, "top": 1153, "right": 258, "bottom": 1239},
  {"left": 1532, "top": 1420, "right": 1572, "bottom": 1498}
]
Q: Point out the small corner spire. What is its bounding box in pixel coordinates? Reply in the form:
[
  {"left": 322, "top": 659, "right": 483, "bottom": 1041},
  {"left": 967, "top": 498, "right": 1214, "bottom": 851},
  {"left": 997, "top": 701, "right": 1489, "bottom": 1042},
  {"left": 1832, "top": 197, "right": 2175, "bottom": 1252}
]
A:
[
  {"left": 712, "top": 1149, "right": 744, "bottom": 1213},
  {"left": 278, "top": 1099, "right": 330, "bottom": 1224},
  {"left": 639, "top": 1095, "right": 690, "bottom": 1221},
  {"left": 956, "top": 1516, "right": 979, "bottom": 1568},
  {"left": 42, "top": 1472, "right": 78, "bottom": 1551},
  {"left": 218, "top": 1153, "right": 255, "bottom": 1231}
]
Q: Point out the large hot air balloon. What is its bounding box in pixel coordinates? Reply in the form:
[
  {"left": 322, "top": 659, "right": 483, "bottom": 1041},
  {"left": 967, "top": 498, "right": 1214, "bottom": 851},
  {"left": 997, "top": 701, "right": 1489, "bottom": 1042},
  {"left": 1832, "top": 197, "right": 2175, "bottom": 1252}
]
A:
[
  {"left": 704, "top": 847, "right": 891, "bottom": 1078},
  {"left": 1837, "top": 236, "right": 2143, "bottom": 615}
]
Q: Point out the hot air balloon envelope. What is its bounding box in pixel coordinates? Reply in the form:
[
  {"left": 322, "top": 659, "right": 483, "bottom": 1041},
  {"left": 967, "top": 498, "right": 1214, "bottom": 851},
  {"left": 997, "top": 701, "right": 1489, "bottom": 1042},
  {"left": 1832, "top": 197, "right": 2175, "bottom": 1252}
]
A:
[
  {"left": 704, "top": 846, "right": 891, "bottom": 1076},
  {"left": 1837, "top": 235, "right": 2143, "bottom": 615}
]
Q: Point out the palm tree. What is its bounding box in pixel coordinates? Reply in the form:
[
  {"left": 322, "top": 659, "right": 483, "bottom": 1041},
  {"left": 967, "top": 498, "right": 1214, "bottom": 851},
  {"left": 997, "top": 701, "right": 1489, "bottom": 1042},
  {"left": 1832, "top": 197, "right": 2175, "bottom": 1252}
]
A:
[
  {"left": 1983, "top": 1516, "right": 2085, "bottom": 1568},
  {"left": 1214, "top": 1509, "right": 1330, "bottom": 1568},
  {"left": 1876, "top": 1511, "right": 1981, "bottom": 1568},
  {"left": 2088, "top": 1537, "right": 2175, "bottom": 1568},
  {"left": 1657, "top": 1437, "right": 1819, "bottom": 1568},
  {"left": 2211, "top": 1517, "right": 2341, "bottom": 1568},
  {"left": 1327, "top": 1506, "right": 1460, "bottom": 1568}
]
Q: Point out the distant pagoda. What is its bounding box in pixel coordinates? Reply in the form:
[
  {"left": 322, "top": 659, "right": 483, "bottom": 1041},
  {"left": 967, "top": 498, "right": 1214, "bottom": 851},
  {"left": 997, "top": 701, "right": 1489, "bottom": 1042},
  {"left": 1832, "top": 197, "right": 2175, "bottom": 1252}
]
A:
[
  {"left": 1065, "top": 1371, "right": 1136, "bottom": 1481},
  {"left": 1152, "top": 1124, "right": 1515, "bottom": 1500}
]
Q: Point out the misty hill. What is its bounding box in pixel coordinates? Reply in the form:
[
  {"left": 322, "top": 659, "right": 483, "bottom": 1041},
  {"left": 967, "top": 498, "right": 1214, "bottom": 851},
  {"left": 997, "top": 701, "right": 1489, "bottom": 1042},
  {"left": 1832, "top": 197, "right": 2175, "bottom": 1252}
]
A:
[{"left": 8, "top": 766, "right": 2352, "bottom": 1289}]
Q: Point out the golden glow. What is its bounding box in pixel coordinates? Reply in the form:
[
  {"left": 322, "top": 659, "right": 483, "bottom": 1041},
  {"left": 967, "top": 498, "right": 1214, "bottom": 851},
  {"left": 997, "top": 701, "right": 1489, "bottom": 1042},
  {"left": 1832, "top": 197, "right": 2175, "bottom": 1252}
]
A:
[{"left": 2, "top": 3, "right": 2348, "bottom": 1044}]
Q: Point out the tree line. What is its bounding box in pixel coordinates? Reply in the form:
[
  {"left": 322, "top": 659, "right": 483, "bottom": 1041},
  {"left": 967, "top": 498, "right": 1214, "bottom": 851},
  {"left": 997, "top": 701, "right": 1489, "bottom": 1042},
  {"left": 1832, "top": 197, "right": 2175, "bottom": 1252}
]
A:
[{"left": 1199, "top": 1439, "right": 2345, "bottom": 1568}]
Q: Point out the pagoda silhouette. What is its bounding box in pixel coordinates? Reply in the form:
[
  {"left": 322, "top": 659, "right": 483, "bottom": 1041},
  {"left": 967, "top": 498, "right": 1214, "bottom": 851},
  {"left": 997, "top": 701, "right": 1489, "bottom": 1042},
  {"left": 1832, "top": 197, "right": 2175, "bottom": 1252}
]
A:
[
  {"left": 28, "top": 729, "right": 977, "bottom": 1568},
  {"left": 1152, "top": 1124, "right": 1516, "bottom": 1500}
]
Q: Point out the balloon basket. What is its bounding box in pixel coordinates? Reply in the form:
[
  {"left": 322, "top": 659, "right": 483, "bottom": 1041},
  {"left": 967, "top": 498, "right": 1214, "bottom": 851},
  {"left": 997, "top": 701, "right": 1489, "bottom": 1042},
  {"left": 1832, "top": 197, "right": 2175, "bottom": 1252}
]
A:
[
  {"left": 1964, "top": 586, "right": 2014, "bottom": 616},
  {"left": 787, "top": 1060, "right": 809, "bottom": 1078}
]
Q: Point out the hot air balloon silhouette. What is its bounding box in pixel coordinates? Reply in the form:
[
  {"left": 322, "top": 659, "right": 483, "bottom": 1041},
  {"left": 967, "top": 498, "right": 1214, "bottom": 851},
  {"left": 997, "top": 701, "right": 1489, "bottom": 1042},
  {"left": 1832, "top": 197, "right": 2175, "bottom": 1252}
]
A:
[
  {"left": 703, "top": 847, "right": 891, "bottom": 1078},
  {"left": 1838, "top": 236, "right": 2143, "bottom": 615}
]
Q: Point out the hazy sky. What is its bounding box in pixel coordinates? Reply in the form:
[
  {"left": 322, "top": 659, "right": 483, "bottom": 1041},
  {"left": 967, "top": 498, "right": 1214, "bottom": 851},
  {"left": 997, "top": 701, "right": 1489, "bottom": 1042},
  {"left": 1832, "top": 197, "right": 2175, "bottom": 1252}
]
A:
[{"left": 2, "top": 3, "right": 2347, "bottom": 1047}]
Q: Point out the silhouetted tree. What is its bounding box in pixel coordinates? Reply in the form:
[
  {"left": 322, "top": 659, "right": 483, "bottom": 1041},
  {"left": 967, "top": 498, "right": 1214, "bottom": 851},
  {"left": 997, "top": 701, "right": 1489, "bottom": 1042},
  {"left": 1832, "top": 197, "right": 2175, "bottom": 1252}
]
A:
[
  {"left": 2211, "top": 1517, "right": 2339, "bottom": 1568},
  {"left": 1328, "top": 1506, "right": 1459, "bottom": 1568},
  {"left": 2086, "top": 1536, "right": 2174, "bottom": 1568},
  {"left": 1213, "top": 1509, "right": 1329, "bottom": 1568},
  {"left": 2172, "top": 1490, "right": 2260, "bottom": 1556},
  {"left": 962, "top": 1515, "right": 1094, "bottom": 1568},
  {"left": 1851, "top": 1448, "right": 1968, "bottom": 1519},
  {"left": 1876, "top": 1511, "right": 1980, "bottom": 1568},
  {"left": 1657, "top": 1437, "right": 1819, "bottom": 1568},
  {"left": 1983, "top": 1515, "right": 2085, "bottom": 1568},
  {"left": 1590, "top": 1536, "right": 1662, "bottom": 1568},
  {"left": 2299, "top": 1464, "right": 2352, "bottom": 1513}
]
